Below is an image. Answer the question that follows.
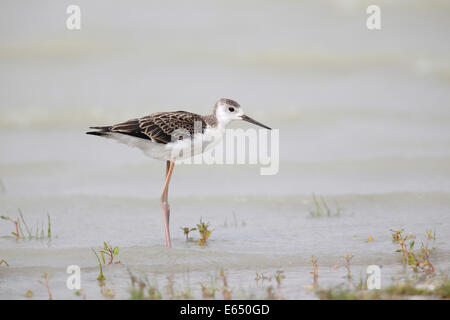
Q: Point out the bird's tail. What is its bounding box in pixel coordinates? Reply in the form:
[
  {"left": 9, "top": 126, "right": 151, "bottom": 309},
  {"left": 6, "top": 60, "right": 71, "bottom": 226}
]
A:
[{"left": 86, "top": 126, "right": 112, "bottom": 136}]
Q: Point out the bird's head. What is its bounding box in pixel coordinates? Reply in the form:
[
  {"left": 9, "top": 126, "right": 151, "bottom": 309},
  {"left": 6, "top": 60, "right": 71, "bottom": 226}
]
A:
[{"left": 214, "top": 98, "right": 271, "bottom": 130}]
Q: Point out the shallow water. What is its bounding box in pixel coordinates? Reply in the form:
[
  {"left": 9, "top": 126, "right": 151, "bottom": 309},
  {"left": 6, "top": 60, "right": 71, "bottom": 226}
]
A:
[{"left": 1, "top": 0, "right": 450, "bottom": 299}]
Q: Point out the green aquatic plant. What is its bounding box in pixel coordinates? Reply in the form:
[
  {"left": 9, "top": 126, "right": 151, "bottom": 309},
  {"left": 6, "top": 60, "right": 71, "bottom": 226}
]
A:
[
  {"left": 255, "top": 271, "right": 271, "bottom": 284},
  {"left": 1, "top": 210, "right": 52, "bottom": 241},
  {"left": 391, "top": 229, "right": 435, "bottom": 274},
  {"left": 199, "top": 273, "right": 219, "bottom": 299},
  {"left": 274, "top": 270, "right": 285, "bottom": 299},
  {"left": 100, "top": 286, "right": 116, "bottom": 299},
  {"left": 434, "top": 278, "right": 450, "bottom": 299},
  {"left": 19, "top": 209, "right": 31, "bottom": 239},
  {"left": 1, "top": 215, "right": 20, "bottom": 239},
  {"left": 130, "top": 277, "right": 162, "bottom": 300},
  {"left": 129, "top": 273, "right": 162, "bottom": 300},
  {"left": 274, "top": 270, "right": 285, "bottom": 288},
  {"left": 316, "top": 275, "right": 450, "bottom": 300},
  {"left": 344, "top": 253, "right": 354, "bottom": 280},
  {"left": 38, "top": 272, "right": 53, "bottom": 300},
  {"left": 425, "top": 228, "right": 437, "bottom": 249},
  {"left": 91, "top": 242, "right": 121, "bottom": 287},
  {"left": 74, "top": 289, "right": 86, "bottom": 299},
  {"left": 196, "top": 218, "right": 212, "bottom": 245},
  {"left": 200, "top": 282, "right": 216, "bottom": 299},
  {"left": 99, "top": 241, "right": 120, "bottom": 265},
  {"left": 255, "top": 270, "right": 285, "bottom": 299},
  {"left": 47, "top": 213, "right": 52, "bottom": 239},
  {"left": 128, "top": 271, "right": 194, "bottom": 300},
  {"left": 265, "top": 286, "right": 277, "bottom": 299},
  {"left": 219, "top": 269, "right": 232, "bottom": 300},
  {"left": 181, "top": 219, "right": 213, "bottom": 245},
  {"left": 180, "top": 226, "right": 197, "bottom": 241},
  {"left": 309, "top": 194, "right": 342, "bottom": 218},
  {"left": 165, "top": 274, "right": 176, "bottom": 299},
  {"left": 91, "top": 248, "right": 105, "bottom": 282},
  {"left": 316, "top": 284, "right": 360, "bottom": 300},
  {"left": 25, "top": 290, "right": 34, "bottom": 299},
  {"left": 310, "top": 255, "right": 319, "bottom": 286}
]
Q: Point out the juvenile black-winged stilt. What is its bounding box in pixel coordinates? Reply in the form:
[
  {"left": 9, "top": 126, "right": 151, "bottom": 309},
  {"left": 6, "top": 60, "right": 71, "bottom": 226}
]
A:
[{"left": 86, "top": 98, "right": 271, "bottom": 248}]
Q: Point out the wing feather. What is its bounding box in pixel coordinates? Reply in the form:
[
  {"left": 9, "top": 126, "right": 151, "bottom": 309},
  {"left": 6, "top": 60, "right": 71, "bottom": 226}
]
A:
[{"left": 102, "top": 111, "right": 207, "bottom": 144}]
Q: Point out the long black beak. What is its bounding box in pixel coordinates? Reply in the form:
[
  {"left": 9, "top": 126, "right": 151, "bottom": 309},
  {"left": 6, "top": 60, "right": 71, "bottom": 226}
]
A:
[{"left": 241, "top": 115, "right": 272, "bottom": 130}]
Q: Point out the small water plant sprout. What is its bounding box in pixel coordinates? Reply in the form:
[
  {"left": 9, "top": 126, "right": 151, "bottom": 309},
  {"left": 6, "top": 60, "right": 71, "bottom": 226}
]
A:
[
  {"left": 274, "top": 270, "right": 285, "bottom": 288},
  {"left": 91, "top": 248, "right": 106, "bottom": 282},
  {"left": 129, "top": 272, "right": 163, "bottom": 300},
  {"left": 38, "top": 272, "right": 53, "bottom": 300},
  {"left": 0, "top": 259, "right": 9, "bottom": 267},
  {"left": 196, "top": 218, "right": 212, "bottom": 246},
  {"left": 1, "top": 215, "right": 20, "bottom": 239},
  {"left": 200, "top": 281, "right": 216, "bottom": 299},
  {"left": 25, "top": 290, "right": 34, "bottom": 299},
  {"left": 310, "top": 255, "right": 319, "bottom": 286},
  {"left": 344, "top": 253, "right": 354, "bottom": 280},
  {"left": 219, "top": 269, "right": 232, "bottom": 300},
  {"left": 180, "top": 226, "right": 197, "bottom": 241},
  {"left": 101, "top": 286, "right": 116, "bottom": 300},
  {"left": 91, "top": 242, "right": 120, "bottom": 283},
  {"left": 99, "top": 242, "right": 120, "bottom": 265},
  {"left": 425, "top": 228, "right": 437, "bottom": 249},
  {"left": 255, "top": 271, "right": 272, "bottom": 284},
  {"left": 274, "top": 270, "right": 285, "bottom": 299}
]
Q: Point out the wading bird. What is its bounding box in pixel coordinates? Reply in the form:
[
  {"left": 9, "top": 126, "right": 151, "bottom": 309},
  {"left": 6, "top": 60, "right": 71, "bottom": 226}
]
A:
[{"left": 86, "top": 98, "right": 271, "bottom": 248}]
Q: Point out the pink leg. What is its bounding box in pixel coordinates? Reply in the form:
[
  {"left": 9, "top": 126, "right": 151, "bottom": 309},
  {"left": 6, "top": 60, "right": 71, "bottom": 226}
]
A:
[{"left": 161, "top": 160, "right": 175, "bottom": 248}]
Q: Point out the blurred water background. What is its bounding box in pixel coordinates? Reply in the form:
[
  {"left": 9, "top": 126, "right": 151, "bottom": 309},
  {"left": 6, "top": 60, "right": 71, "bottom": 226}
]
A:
[{"left": 0, "top": 0, "right": 449, "bottom": 299}]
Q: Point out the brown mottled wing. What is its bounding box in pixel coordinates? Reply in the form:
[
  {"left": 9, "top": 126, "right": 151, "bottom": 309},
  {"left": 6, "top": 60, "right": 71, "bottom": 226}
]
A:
[
  {"left": 107, "top": 118, "right": 149, "bottom": 140},
  {"left": 110, "top": 111, "right": 207, "bottom": 144}
]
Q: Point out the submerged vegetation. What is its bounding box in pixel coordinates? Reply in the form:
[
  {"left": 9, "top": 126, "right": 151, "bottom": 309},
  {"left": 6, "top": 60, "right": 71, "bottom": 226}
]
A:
[
  {"left": 219, "top": 269, "right": 232, "bottom": 300},
  {"left": 344, "top": 253, "right": 354, "bottom": 280},
  {"left": 0, "top": 178, "right": 6, "bottom": 194},
  {"left": 128, "top": 268, "right": 287, "bottom": 300},
  {"left": 1, "top": 209, "right": 445, "bottom": 300},
  {"left": 255, "top": 271, "right": 272, "bottom": 285},
  {"left": 129, "top": 271, "right": 195, "bottom": 300},
  {"left": 223, "top": 212, "right": 246, "bottom": 228},
  {"left": 316, "top": 275, "right": 450, "bottom": 300},
  {"left": 309, "top": 194, "right": 342, "bottom": 218},
  {"left": 129, "top": 274, "right": 163, "bottom": 300},
  {"left": 310, "top": 256, "right": 319, "bottom": 287},
  {"left": 314, "top": 228, "right": 441, "bottom": 300},
  {"left": 1, "top": 210, "right": 52, "bottom": 241}
]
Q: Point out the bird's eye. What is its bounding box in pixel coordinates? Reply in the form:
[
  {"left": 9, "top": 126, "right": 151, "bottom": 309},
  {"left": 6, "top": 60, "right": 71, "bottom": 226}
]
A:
[{"left": 228, "top": 107, "right": 235, "bottom": 112}]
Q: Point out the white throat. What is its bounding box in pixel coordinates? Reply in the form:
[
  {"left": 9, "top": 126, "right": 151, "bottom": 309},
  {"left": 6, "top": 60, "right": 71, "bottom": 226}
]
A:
[{"left": 215, "top": 109, "right": 233, "bottom": 130}]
